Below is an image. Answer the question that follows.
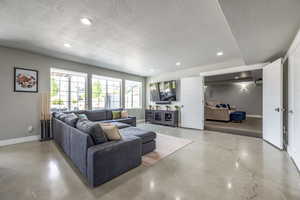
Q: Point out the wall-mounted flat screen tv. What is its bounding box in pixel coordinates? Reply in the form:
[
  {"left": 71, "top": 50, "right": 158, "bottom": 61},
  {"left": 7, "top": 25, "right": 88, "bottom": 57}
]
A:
[{"left": 150, "top": 80, "right": 177, "bottom": 102}]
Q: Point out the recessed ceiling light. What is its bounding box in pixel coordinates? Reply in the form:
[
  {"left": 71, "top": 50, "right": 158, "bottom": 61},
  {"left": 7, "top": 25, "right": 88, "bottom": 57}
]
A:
[
  {"left": 64, "top": 43, "right": 72, "bottom": 48},
  {"left": 80, "top": 17, "right": 92, "bottom": 26},
  {"left": 175, "top": 62, "right": 181, "bottom": 66},
  {"left": 217, "top": 51, "right": 224, "bottom": 56},
  {"left": 234, "top": 76, "right": 239, "bottom": 79},
  {"left": 227, "top": 182, "right": 232, "bottom": 189}
]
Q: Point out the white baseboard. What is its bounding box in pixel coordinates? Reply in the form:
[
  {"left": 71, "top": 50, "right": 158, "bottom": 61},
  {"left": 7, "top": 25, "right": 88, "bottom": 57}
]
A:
[
  {"left": 247, "top": 115, "right": 262, "bottom": 118},
  {"left": 0, "top": 135, "right": 40, "bottom": 147}
]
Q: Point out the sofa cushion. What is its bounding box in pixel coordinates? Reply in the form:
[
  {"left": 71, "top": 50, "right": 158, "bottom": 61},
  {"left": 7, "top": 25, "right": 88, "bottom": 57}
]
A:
[
  {"left": 76, "top": 118, "right": 107, "bottom": 144},
  {"left": 64, "top": 113, "right": 79, "bottom": 127},
  {"left": 100, "top": 121, "right": 130, "bottom": 129},
  {"left": 86, "top": 110, "right": 107, "bottom": 121},
  {"left": 113, "top": 118, "right": 135, "bottom": 124},
  {"left": 119, "top": 127, "right": 156, "bottom": 144}
]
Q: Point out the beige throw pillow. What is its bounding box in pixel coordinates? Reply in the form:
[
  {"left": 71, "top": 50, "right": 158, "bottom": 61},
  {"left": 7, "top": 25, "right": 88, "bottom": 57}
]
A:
[
  {"left": 121, "top": 111, "right": 129, "bottom": 118},
  {"left": 100, "top": 123, "right": 122, "bottom": 141}
]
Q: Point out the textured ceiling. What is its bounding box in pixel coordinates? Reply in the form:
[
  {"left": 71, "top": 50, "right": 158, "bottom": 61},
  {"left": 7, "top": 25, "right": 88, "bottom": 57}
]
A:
[
  {"left": 1, "top": 0, "right": 299, "bottom": 77},
  {"left": 219, "top": 0, "right": 300, "bottom": 64},
  {"left": 205, "top": 69, "right": 262, "bottom": 83},
  {"left": 0, "top": 0, "right": 244, "bottom": 76}
]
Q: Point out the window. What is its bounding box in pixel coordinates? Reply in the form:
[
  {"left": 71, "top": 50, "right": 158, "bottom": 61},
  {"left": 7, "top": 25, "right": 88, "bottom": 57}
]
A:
[
  {"left": 92, "top": 75, "right": 121, "bottom": 109},
  {"left": 50, "top": 68, "right": 87, "bottom": 112},
  {"left": 125, "top": 80, "right": 142, "bottom": 109}
]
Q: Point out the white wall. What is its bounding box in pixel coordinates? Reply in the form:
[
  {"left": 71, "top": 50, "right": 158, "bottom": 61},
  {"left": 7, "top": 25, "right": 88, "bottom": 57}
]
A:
[{"left": 0, "top": 46, "right": 146, "bottom": 141}]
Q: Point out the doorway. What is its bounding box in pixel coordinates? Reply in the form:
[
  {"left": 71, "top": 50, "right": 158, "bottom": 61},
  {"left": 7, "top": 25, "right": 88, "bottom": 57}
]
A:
[
  {"left": 203, "top": 69, "right": 263, "bottom": 138},
  {"left": 200, "top": 61, "right": 285, "bottom": 150}
]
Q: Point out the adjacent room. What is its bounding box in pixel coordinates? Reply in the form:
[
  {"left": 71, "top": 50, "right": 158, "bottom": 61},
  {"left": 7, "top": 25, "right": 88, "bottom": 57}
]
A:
[
  {"left": 1, "top": 1, "right": 300, "bottom": 200},
  {"left": 204, "top": 70, "right": 263, "bottom": 138}
]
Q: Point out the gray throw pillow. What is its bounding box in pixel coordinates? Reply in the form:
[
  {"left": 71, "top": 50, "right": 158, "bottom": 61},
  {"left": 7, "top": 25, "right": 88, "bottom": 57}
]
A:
[
  {"left": 54, "top": 112, "right": 64, "bottom": 119},
  {"left": 76, "top": 118, "right": 107, "bottom": 144},
  {"left": 58, "top": 113, "right": 68, "bottom": 121},
  {"left": 60, "top": 113, "right": 74, "bottom": 122},
  {"left": 64, "top": 113, "right": 79, "bottom": 127}
]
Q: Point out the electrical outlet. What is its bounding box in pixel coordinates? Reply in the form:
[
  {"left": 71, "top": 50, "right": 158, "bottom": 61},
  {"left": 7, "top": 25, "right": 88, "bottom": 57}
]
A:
[{"left": 28, "top": 126, "right": 33, "bottom": 133}]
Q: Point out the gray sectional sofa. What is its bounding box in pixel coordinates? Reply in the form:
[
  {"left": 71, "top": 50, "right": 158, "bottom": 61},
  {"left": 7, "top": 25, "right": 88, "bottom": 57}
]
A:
[{"left": 52, "top": 109, "right": 156, "bottom": 187}]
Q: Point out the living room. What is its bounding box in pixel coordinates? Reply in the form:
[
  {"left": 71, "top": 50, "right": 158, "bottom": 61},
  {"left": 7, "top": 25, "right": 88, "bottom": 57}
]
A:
[{"left": 1, "top": 1, "right": 300, "bottom": 200}]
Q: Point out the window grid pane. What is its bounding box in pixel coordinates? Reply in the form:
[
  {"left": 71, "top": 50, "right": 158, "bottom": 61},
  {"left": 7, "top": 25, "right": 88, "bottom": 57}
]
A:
[
  {"left": 92, "top": 75, "right": 121, "bottom": 110},
  {"left": 125, "top": 80, "right": 142, "bottom": 109},
  {"left": 50, "top": 69, "right": 87, "bottom": 112}
]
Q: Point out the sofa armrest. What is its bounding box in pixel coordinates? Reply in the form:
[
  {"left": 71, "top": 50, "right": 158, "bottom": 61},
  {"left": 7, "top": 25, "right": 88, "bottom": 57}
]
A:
[
  {"left": 128, "top": 115, "right": 136, "bottom": 120},
  {"left": 87, "top": 136, "right": 142, "bottom": 187},
  {"left": 127, "top": 116, "right": 137, "bottom": 126},
  {"left": 205, "top": 107, "right": 231, "bottom": 121},
  {"left": 69, "top": 127, "right": 94, "bottom": 177}
]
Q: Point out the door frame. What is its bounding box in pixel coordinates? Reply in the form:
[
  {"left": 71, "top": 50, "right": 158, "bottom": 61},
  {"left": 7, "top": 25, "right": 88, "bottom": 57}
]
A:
[{"left": 199, "top": 63, "right": 276, "bottom": 140}]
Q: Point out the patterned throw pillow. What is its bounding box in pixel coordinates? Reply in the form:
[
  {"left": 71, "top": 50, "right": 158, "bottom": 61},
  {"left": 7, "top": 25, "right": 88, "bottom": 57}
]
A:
[
  {"left": 121, "top": 111, "right": 129, "bottom": 118},
  {"left": 112, "top": 111, "right": 121, "bottom": 119},
  {"left": 64, "top": 113, "right": 79, "bottom": 127},
  {"left": 99, "top": 123, "right": 122, "bottom": 141}
]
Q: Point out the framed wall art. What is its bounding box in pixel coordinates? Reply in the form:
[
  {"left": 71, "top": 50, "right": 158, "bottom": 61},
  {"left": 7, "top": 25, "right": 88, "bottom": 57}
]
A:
[{"left": 14, "top": 67, "right": 38, "bottom": 93}]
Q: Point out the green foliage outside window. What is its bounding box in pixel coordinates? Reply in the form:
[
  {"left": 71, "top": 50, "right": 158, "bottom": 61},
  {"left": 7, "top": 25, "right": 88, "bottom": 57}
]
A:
[
  {"left": 51, "top": 78, "right": 59, "bottom": 97},
  {"left": 92, "top": 81, "right": 103, "bottom": 98},
  {"left": 52, "top": 99, "right": 64, "bottom": 105}
]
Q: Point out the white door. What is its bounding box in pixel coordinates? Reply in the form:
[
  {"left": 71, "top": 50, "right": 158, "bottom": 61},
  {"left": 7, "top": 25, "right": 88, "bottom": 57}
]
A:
[
  {"left": 263, "top": 58, "right": 283, "bottom": 149},
  {"left": 180, "top": 76, "right": 204, "bottom": 129},
  {"left": 288, "top": 45, "right": 300, "bottom": 167}
]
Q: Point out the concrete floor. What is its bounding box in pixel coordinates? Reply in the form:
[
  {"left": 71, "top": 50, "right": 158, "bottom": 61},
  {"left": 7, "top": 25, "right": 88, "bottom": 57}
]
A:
[
  {"left": 1, "top": 123, "right": 300, "bottom": 200},
  {"left": 205, "top": 117, "right": 262, "bottom": 138}
]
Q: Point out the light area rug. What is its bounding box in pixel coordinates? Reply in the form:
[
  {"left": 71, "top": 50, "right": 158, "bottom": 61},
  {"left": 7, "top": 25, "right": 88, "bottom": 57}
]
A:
[{"left": 142, "top": 133, "right": 192, "bottom": 167}]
